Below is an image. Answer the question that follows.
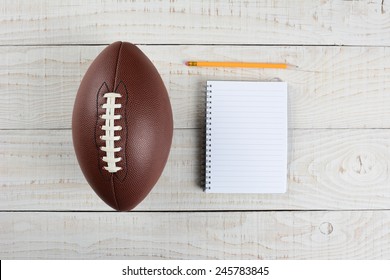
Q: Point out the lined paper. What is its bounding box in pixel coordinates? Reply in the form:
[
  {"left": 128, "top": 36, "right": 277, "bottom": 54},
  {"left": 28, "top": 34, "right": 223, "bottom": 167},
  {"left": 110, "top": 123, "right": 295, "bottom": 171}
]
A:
[{"left": 205, "top": 81, "right": 287, "bottom": 193}]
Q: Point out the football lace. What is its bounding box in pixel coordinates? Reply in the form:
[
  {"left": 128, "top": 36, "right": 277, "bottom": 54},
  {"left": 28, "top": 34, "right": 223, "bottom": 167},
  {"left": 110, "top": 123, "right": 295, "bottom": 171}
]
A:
[{"left": 100, "top": 92, "right": 123, "bottom": 173}]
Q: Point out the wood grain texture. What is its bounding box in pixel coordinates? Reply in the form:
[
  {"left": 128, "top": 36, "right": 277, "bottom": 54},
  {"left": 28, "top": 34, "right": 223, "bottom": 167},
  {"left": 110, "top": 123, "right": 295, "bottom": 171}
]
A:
[
  {"left": 0, "top": 45, "right": 389, "bottom": 129},
  {"left": 1, "top": 0, "right": 389, "bottom": 260},
  {"left": 0, "top": 0, "right": 389, "bottom": 46},
  {"left": 1, "top": 211, "right": 390, "bottom": 259},
  {"left": 2, "top": 129, "right": 390, "bottom": 211}
]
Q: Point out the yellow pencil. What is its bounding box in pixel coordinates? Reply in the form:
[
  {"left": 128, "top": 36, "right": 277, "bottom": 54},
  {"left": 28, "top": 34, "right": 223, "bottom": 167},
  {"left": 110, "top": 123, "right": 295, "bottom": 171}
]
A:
[{"left": 186, "top": 61, "right": 294, "bottom": 69}]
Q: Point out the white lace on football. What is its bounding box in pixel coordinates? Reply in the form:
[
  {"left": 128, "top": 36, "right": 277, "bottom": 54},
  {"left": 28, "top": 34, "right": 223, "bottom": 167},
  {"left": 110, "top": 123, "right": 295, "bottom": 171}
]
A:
[{"left": 100, "top": 92, "right": 122, "bottom": 173}]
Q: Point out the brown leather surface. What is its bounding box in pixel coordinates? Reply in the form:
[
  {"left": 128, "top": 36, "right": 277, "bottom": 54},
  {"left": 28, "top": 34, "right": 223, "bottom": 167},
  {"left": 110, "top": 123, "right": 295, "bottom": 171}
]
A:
[{"left": 72, "top": 42, "right": 173, "bottom": 211}]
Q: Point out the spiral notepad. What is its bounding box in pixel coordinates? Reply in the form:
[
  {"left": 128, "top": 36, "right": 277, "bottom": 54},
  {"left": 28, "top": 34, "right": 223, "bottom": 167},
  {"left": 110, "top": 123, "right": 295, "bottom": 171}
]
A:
[{"left": 205, "top": 80, "right": 288, "bottom": 193}]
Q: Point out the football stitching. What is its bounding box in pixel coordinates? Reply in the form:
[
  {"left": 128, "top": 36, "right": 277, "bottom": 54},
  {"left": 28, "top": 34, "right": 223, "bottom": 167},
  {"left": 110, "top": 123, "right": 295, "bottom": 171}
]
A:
[
  {"left": 100, "top": 92, "right": 123, "bottom": 173},
  {"left": 95, "top": 81, "right": 110, "bottom": 179}
]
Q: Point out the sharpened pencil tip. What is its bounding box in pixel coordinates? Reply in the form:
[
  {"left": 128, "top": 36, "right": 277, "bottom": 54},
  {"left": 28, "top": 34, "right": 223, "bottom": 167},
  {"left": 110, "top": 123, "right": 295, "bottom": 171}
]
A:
[{"left": 288, "top": 64, "right": 298, "bottom": 69}]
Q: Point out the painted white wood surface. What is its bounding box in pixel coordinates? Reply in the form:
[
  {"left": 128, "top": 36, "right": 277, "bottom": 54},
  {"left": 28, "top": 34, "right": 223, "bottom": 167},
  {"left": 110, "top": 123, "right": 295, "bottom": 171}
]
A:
[
  {"left": 1, "top": 211, "right": 390, "bottom": 259},
  {"left": 0, "top": 0, "right": 389, "bottom": 45},
  {"left": 2, "top": 129, "right": 390, "bottom": 211},
  {"left": 1, "top": 0, "right": 389, "bottom": 259},
  {"left": 1, "top": 45, "right": 389, "bottom": 129}
]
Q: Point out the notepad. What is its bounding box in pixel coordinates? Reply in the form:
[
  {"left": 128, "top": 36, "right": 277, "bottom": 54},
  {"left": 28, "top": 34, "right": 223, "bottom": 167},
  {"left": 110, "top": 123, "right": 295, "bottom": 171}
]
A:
[{"left": 205, "top": 81, "right": 288, "bottom": 193}]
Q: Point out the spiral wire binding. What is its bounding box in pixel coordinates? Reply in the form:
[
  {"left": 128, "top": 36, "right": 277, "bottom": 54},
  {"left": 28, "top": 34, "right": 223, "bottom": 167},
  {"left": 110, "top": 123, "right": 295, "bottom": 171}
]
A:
[{"left": 204, "top": 83, "right": 212, "bottom": 190}]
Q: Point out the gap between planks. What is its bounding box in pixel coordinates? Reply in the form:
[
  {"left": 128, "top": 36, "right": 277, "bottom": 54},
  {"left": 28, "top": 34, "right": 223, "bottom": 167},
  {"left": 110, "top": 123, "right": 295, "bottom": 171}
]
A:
[
  {"left": 0, "top": 44, "right": 389, "bottom": 47},
  {"left": 2, "top": 209, "right": 390, "bottom": 213}
]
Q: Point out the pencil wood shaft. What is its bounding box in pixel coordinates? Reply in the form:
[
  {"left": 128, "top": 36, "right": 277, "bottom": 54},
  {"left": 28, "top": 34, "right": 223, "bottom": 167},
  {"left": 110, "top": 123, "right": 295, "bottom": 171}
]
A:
[{"left": 187, "top": 61, "right": 288, "bottom": 69}]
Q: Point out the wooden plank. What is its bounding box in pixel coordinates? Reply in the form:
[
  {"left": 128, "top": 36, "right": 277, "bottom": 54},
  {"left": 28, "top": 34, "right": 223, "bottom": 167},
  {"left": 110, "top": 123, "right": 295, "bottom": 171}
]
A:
[
  {"left": 0, "top": 45, "right": 389, "bottom": 129},
  {"left": 1, "top": 210, "right": 389, "bottom": 259},
  {"left": 2, "top": 129, "right": 390, "bottom": 211},
  {"left": 0, "top": 0, "right": 389, "bottom": 46}
]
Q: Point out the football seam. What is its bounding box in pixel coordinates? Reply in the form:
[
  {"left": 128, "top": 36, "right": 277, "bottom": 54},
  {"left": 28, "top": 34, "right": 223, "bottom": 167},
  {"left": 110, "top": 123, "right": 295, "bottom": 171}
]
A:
[
  {"left": 114, "top": 81, "right": 129, "bottom": 183},
  {"left": 110, "top": 41, "right": 124, "bottom": 210},
  {"left": 113, "top": 42, "right": 123, "bottom": 93}
]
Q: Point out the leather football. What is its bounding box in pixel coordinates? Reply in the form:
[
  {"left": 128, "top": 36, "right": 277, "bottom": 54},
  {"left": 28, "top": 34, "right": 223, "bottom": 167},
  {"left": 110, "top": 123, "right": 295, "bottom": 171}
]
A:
[{"left": 72, "top": 41, "right": 173, "bottom": 211}]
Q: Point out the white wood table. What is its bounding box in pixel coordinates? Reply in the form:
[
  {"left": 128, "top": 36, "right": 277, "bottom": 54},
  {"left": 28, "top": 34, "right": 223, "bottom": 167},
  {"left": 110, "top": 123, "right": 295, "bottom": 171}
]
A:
[{"left": 1, "top": 0, "right": 390, "bottom": 259}]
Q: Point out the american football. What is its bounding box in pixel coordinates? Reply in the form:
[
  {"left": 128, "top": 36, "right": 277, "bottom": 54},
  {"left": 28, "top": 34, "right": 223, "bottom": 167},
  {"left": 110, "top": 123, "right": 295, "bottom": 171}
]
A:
[{"left": 72, "top": 41, "right": 173, "bottom": 211}]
